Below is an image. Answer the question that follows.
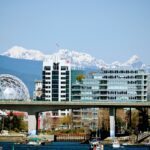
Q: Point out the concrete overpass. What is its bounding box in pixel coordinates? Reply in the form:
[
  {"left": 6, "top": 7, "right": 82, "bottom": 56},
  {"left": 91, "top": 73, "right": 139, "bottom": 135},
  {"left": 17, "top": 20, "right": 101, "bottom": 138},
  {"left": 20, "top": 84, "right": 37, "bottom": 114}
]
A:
[
  {"left": 0, "top": 100, "right": 149, "bottom": 137},
  {"left": 0, "top": 101, "right": 149, "bottom": 114}
]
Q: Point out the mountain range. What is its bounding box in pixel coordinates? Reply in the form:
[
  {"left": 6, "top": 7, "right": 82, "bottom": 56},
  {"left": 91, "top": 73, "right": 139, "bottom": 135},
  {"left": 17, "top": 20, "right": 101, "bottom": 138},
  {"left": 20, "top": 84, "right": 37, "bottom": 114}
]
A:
[
  {"left": 1, "top": 46, "right": 145, "bottom": 69},
  {"left": 0, "top": 46, "right": 148, "bottom": 97}
]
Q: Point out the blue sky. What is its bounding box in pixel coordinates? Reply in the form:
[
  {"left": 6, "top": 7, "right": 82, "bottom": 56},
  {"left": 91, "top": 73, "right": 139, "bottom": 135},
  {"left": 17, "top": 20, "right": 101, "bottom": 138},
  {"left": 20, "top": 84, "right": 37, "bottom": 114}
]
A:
[{"left": 0, "top": 0, "right": 150, "bottom": 64}]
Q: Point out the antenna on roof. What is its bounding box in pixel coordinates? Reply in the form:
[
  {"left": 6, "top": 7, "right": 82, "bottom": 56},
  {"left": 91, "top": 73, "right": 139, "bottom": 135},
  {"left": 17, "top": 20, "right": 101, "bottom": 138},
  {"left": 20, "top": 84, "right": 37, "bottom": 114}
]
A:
[{"left": 56, "top": 43, "right": 60, "bottom": 50}]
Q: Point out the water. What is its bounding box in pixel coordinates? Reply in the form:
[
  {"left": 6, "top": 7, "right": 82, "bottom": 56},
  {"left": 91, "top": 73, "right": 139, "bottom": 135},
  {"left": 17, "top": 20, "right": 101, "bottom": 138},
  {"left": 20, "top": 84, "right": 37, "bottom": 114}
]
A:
[{"left": 0, "top": 142, "right": 149, "bottom": 150}]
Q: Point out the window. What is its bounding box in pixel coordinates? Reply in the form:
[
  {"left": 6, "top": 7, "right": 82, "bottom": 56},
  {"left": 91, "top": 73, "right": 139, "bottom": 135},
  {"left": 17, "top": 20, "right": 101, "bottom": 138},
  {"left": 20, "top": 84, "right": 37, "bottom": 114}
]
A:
[
  {"left": 45, "top": 82, "right": 50, "bottom": 84},
  {"left": 61, "top": 66, "right": 68, "bottom": 70},
  {"left": 61, "top": 86, "right": 66, "bottom": 88},
  {"left": 52, "top": 89, "right": 58, "bottom": 93},
  {"left": 44, "top": 66, "right": 51, "bottom": 70},
  {"left": 61, "top": 72, "right": 66, "bottom": 75},
  {"left": 52, "top": 85, "right": 58, "bottom": 88},
  {"left": 61, "top": 82, "right": 66, "bottom": 84},
  {"left": 45, "top": 86, "right": 50, "bottom": 88},
  {"left": 45, "top": 72, "right": 51, "bottom": 75},
  {"left": 61, "top": 95, "right": 66, "bottom": 97},
  {"left": 45, "top": 90, "right": 50, "bottom": 93},
  {"left": 61, "top": 91, "right": 66, "bottom": 93}
]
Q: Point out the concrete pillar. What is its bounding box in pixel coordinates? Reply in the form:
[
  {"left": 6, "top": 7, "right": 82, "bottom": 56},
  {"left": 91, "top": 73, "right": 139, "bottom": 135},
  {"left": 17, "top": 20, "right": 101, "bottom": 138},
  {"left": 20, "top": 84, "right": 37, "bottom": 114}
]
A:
[
  {"left": 28, "top": 113, "right": 39, "bottom": 135},
  {"left": 109, "top": 107, "right": 116, "bottom": 137},
  {"left": 36, "top": 112, "right": 39, "bottom": 135}
]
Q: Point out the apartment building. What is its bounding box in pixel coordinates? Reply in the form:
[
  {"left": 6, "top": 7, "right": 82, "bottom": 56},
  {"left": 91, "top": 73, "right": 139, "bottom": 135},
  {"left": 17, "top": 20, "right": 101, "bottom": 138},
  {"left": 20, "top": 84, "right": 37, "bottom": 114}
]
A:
[
  {"left": 102, "top": 69, "right": 148, "bottom": 101},
  {"left": 81, "top": 69, "right": 148, "bottom": 102},
  {"left": 42, "top": 59, "right": 71, "bottom": 101}
]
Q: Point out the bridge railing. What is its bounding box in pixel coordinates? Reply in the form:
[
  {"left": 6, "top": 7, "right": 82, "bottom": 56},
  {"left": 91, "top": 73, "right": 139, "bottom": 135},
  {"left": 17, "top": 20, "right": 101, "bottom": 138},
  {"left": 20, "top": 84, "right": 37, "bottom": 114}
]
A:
[{"left": 0, "top": 99, "right": 149, "bottom": 103}]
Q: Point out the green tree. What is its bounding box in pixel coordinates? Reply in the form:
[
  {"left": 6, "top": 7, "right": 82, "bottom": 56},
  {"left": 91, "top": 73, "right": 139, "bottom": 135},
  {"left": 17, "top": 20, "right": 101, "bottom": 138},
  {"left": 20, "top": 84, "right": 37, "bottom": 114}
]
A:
[
  {"left": 60, "top": 115, "right": 72, "bottom": 129},
  {"left": 3, "top": 112, "right": 27, "bottom": 132},
  {"left": 76, "top": 74, "right": 85, "bottom": 82}
]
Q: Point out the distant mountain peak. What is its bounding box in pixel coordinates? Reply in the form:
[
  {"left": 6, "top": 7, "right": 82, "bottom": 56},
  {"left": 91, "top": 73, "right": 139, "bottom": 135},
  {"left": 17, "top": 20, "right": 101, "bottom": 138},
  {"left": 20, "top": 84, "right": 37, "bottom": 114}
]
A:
[
  {"left": 123, "top": 55, "right": 140, "bottom": 65},
  {"left": 1, "top": 46, "right": 45, "bottom": 61},
  {"left": 48, "top": 48, "right": 107, "bottom": 68}
]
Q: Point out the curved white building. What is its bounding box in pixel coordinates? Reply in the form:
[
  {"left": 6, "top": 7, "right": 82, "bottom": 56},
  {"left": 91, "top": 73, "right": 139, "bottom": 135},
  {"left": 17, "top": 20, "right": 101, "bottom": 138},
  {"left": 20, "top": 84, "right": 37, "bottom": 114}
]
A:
[{"left": 0, "top": 74, "right": 30, "bottom": 100}]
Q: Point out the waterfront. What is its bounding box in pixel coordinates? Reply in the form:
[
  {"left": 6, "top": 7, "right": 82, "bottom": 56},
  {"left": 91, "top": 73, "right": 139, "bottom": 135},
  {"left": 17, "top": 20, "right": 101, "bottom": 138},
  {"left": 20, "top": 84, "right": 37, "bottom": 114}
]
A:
[{"left": 0, "top": 142, "right": 149, "bottom": 150}]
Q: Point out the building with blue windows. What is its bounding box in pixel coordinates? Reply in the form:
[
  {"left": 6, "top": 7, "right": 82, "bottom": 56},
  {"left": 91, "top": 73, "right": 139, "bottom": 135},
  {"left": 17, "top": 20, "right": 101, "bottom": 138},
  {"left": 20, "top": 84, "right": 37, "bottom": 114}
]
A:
[{"left": 80, "top": 69, "right": 148, "bottom": 102}]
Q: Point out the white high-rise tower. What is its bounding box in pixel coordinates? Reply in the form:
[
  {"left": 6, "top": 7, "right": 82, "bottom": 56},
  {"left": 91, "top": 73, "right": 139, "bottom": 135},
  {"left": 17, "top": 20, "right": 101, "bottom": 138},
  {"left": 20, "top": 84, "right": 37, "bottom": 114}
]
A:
[{"left": 42, "top": 59, "right": 71, "bottom": 102}]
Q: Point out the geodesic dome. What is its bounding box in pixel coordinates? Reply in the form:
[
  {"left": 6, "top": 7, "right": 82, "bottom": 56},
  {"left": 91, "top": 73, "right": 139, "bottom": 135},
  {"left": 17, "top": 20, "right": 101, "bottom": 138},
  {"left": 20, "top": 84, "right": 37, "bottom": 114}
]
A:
[{"left": 0, "top": 74, "right": 30, "bottom": 100}]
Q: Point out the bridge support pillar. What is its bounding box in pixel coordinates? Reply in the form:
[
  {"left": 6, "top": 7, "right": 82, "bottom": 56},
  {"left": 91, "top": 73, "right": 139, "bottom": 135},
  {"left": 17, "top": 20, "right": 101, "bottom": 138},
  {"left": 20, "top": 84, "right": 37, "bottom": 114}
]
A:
[
  {"left": 109, "top": 108, "right": 116, "bottom": 137},
  {"left": 28, "top": 113, "right": 39, "bottom": 135},
  {"left": 36, "top": 112, "right": 39, "bottom": 135}
]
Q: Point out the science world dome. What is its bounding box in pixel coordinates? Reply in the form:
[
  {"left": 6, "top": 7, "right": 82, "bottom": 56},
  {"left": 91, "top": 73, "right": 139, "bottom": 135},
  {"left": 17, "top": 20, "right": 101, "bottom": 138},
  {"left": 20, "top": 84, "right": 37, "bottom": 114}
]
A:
[{"left": 0, "top": 74, "right": 30, "bottom": 100}]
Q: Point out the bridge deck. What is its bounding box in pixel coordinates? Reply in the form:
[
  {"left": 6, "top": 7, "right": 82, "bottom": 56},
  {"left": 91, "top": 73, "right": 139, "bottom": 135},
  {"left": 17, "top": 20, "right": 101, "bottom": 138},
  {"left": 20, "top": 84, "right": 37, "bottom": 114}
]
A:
[{"left": 0, "top": 100, "right": 149, "bottom": 107}]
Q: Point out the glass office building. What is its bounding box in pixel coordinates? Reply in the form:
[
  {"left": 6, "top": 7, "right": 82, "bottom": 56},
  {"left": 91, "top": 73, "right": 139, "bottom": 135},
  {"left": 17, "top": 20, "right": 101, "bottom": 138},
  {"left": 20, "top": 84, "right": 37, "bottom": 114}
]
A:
[{"left": 80, "top": 69, "right": 148, "bottom": 102}]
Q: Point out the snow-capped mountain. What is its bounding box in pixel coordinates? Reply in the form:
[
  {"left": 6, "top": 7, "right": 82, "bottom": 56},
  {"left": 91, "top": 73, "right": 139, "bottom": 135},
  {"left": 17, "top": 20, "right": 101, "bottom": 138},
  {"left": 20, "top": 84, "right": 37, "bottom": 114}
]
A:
[
  {"left": 123, "top": 55, "right": 140, "bottom": 66},
  {"left": 1, "top": 46, "right": 145, "bottom": 69},
  {"left": 48, "top": 49, "right": 108, "bottom": 68},
  {"left": 110, "top": 55, "right": 144, "bottom": 69},
  {"left": 1, "top": 46, "right": 46, "bottom": 61},
  {"left": 1, "top": 46, "right": 108, "bottom": 68}
]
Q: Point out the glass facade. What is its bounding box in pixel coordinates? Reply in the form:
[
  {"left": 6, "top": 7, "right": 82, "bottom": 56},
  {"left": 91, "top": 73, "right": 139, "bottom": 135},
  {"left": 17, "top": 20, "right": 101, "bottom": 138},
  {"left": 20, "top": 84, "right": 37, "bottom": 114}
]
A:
[
  {"left": 71, "top": 69, "right": 84, "bottom": 84},
  {"left": 71, "top": 69, "right": 84, "bottom": 101},
  {"left": 78, "top": 69, "right": 148, "bottom": 102}
]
